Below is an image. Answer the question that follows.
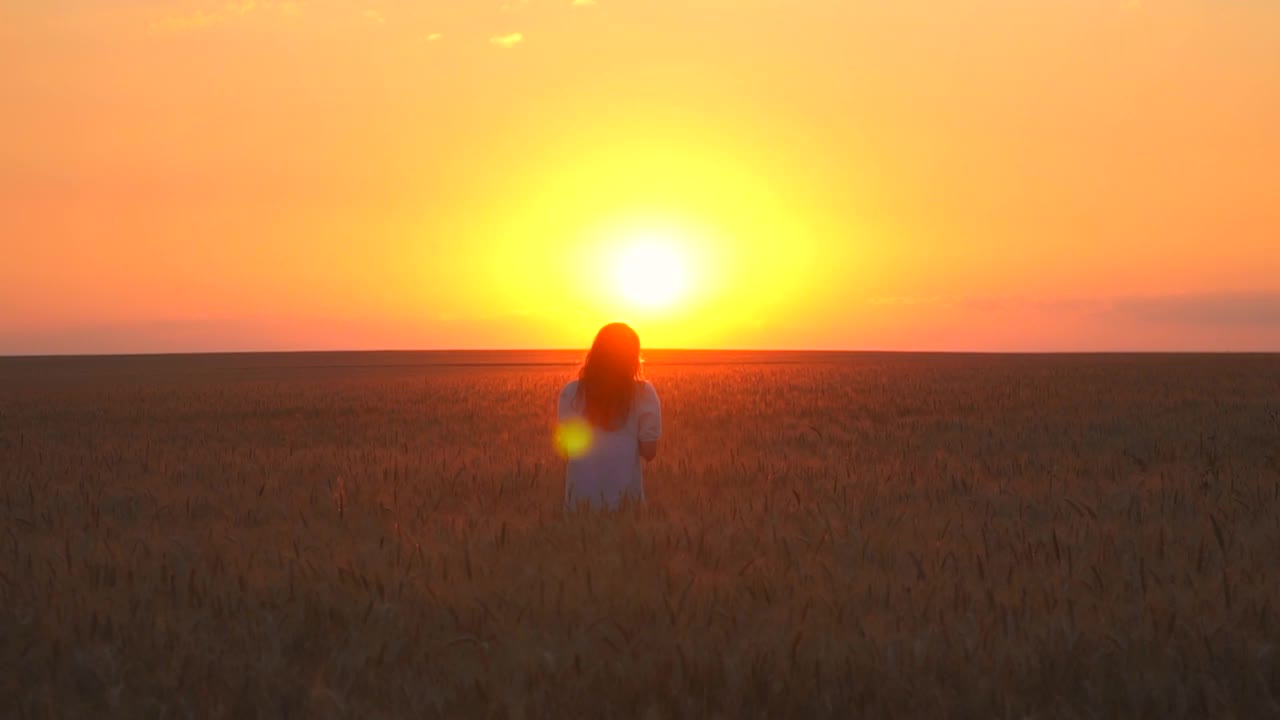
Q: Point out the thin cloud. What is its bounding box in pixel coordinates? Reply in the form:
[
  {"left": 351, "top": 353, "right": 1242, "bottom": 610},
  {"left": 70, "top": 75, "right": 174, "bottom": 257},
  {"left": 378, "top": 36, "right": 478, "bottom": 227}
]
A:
[
  {"left": 490, "top": 32, "right": 524, "bottom": 49},
  {"left": 868, "top": 292, "right": 1280, "bottom": 329},
  {"left": 865, "top": 295, "right": 949, "bottom": 307},
  {"left": 572, "top": 0, "right": 597, "bottom": 5},
  {"left": 1109, "top": 293, "right": 1280, "bottom": 328},
  {"left": 147, "top": 0, "right": 300, "bottom": 34},
  {"left": 148, "top": 9, "right": 222, "bottom": 33},
  {"left": 426, "top": 32, "right": 444, "bottom": 41}
]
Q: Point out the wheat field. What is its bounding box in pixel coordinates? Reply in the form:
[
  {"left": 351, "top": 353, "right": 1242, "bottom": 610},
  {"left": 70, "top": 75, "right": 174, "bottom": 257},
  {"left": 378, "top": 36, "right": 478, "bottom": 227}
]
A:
[{"left": 2, "top": 351, "right": 1279, "bottom": 718}]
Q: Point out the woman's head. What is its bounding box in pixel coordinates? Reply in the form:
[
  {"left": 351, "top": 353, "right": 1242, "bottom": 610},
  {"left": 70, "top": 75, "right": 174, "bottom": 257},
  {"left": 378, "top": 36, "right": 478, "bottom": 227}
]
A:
[{"left": 577, "top": 322, "right": 642, "bottom": 430}]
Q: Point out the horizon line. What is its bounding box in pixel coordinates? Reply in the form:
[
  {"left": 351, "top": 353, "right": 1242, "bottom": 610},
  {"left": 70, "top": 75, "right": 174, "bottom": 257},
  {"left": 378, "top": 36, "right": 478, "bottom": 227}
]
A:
[{"left": 3, "top": 347, "right": 1279, "bottom": 360}]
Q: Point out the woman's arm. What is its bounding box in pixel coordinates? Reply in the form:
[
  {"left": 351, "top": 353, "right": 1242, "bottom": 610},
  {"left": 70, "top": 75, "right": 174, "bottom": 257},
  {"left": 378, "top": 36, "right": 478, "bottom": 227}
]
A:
[{"left": 636, "top": 382, "right": 661, "bottom": 462}]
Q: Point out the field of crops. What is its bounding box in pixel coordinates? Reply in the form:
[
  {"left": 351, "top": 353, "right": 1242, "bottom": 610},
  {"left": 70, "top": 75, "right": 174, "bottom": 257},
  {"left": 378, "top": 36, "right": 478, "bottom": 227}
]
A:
[{"left": 2, "top": 351, "right": 1279, "bottom": 717}]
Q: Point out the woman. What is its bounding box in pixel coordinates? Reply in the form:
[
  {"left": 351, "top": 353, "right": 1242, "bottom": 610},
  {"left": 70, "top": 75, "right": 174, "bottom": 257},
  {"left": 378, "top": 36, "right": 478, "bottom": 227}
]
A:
[{"left": 556, "top": 322, "right": 662, "bottom": 510}]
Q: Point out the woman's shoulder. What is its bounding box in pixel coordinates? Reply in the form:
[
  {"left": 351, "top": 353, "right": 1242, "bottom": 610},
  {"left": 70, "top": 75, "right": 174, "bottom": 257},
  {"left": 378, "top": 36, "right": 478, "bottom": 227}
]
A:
[
  {"left": 634, "top": 380, "right": 659, "bottom": 399},
  {"left": 557, "top": 380, "right": 580, "bottom": 414}
]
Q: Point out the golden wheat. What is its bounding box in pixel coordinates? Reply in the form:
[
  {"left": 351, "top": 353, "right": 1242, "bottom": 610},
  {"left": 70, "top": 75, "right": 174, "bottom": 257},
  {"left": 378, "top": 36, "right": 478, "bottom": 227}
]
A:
[{"left": 1, "top": 352, "right": 1278, "bottom": 717}]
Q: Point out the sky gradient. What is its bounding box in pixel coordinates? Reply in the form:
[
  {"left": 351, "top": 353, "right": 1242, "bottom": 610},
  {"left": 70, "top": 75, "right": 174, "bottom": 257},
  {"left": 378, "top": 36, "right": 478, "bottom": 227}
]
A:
[{"left": 3, "top": 0, "right": 1278, "bottom": 353}]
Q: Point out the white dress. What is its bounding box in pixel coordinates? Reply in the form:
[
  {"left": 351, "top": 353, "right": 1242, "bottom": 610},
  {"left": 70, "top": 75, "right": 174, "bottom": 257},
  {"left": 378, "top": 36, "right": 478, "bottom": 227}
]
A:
[{"left": 558, "top": 380, "right": 662, "bottom": 510}]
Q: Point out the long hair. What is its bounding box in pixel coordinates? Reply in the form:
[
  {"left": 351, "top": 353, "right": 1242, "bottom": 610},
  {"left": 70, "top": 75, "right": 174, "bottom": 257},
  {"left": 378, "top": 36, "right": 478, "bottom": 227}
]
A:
[{"left": 576, "top": 322, "right": 643, "bottom": 431}]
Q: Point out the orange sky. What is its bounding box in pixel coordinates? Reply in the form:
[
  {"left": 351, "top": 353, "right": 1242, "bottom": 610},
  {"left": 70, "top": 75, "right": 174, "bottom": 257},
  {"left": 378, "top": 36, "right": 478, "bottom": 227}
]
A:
[{"left": 2, "top": 0, "right": 1278, "bottom": 353}]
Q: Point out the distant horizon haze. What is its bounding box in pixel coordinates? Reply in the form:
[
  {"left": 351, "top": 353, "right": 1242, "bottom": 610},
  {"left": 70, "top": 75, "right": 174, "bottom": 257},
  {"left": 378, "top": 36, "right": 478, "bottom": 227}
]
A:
[{"left": 2, "top": 346, "right": 1278, "bottom": 361}]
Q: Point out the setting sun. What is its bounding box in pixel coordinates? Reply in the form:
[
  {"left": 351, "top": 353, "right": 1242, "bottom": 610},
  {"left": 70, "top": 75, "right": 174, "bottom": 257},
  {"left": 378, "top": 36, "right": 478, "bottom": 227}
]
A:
[{"left": 611, "top": 236, "right": 692, "bottom": 310}]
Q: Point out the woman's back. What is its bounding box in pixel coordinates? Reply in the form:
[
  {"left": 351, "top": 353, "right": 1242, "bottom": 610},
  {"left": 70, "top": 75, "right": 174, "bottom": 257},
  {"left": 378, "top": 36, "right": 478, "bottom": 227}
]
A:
[{"left": 558, "top": 379, "right": 662, "bottom": 510}]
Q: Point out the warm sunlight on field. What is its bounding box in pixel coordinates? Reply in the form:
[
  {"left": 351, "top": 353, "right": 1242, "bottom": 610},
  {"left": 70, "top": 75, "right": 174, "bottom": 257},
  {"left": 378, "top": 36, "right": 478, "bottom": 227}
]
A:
[{"left": 4, "top": 352, "right": 1280, "bottom": 716}]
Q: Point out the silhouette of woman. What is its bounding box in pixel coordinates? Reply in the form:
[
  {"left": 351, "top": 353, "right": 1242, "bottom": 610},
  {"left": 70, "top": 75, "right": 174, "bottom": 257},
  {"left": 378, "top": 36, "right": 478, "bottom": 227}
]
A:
[{"left": 556, "top": 322, "right": 662, "bottom": 510}]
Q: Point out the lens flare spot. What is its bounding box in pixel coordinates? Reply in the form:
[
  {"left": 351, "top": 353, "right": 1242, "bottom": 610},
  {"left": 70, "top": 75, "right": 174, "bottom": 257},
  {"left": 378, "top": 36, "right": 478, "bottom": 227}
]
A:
[{"left": 554, "top": 417, "right": 594, "bottom": 459}]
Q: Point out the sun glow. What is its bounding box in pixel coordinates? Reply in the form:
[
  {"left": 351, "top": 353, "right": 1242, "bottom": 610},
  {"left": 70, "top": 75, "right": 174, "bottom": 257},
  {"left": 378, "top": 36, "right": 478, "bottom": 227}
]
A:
[
  {"left": 478, "top": 130, "right": 829, "bottom": 347},
  {"left": 611, "top": 236, "right": 692, "bottom": 310}
]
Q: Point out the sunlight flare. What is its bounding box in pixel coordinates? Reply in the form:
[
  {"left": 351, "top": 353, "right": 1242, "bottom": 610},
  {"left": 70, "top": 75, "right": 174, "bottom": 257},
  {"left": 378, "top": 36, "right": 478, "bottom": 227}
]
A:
[{"left": 554, "top": 417, "right": 594, "bottom": 459}]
